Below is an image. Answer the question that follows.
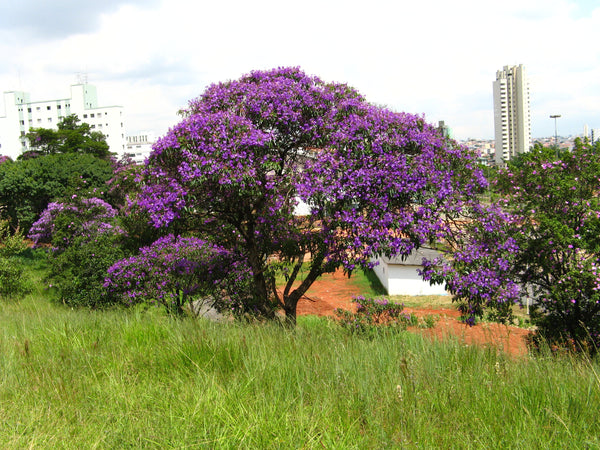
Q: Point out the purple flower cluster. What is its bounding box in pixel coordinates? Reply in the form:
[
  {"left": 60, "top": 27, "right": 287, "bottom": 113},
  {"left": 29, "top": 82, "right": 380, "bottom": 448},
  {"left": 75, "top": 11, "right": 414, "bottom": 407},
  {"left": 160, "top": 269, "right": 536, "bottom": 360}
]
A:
[
  {"left": 28, "top": 197, "right": 122, "bottom": 249},
  {"left": 418, "top": 202, "right": 522, "bottom": 324},
  {"left": 104, "top": 234, "right": 247, "bottom": 313}
]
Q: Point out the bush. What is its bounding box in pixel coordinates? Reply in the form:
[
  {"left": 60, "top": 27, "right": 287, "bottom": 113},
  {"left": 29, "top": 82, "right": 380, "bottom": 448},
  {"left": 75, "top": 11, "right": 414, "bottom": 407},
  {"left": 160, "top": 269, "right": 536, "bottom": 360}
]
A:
[
  {"left": 29, "top": 197, "right": 122, "bottom": 250},
  {"left": 0, "top": 258, "right": 30, "bottom": 299},
  {"left": 494, "top": 143, "right": 600, "bottom": 352},
  {"left": 29, "top": 196, "right": 128, "bottom": 308},
  {"left": 48, "top": 233, "right": 125, "bottom": 308},
  {"left": 334, "top": 296, "right": 416, "bottom": 336},
  {"left": 0, "top": 221, "right": 30, "bottom": 299}
]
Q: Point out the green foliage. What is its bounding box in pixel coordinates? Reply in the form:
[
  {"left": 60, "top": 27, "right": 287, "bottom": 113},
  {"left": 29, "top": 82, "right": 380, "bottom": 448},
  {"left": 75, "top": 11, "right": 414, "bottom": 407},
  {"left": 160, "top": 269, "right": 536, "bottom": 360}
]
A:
[
  {"left": 23, "top": 114, "right": 111, "bottom": 159},
  {"left": 116, "top": 194, "right": 171, "bottom": 254},
  {"left": 0, "top": 221, "right": 27, "bottom": 258},
  {"left": 30, "top": 195, "right": 128, "bottom": 308},
  {"left": 335, "top": 296, "right": 417, "bottom": 336},
  {"left": 0, "top": 153, "right": 113, "bottom": 231},
  {"left": 105, "top": 161, "right": 171, "bottom": 253},
  {"left": 495, "top": 141, "right": 600, "bottom": 352},
  {"left": 47, "top": 233, "right": 125, "bottom": 308},
  {"left": 0, "top": 221, "right": 30, "bottom": 299},
  {"left": 0, "top": 259, "right": 30, "bottom": 299}
]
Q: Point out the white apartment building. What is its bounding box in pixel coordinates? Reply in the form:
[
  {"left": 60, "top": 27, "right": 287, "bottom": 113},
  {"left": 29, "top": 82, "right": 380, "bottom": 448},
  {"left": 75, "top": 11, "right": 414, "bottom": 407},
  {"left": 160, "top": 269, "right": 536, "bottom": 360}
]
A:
[
  {"left": 493, "top": 64, "right": 531, "bottom": 165},
  {"left": 0, "top": 83, "right": 125, "bottom": 160},
  {"left": 125, "top": 131, "right": 155, "bottom": 164}
]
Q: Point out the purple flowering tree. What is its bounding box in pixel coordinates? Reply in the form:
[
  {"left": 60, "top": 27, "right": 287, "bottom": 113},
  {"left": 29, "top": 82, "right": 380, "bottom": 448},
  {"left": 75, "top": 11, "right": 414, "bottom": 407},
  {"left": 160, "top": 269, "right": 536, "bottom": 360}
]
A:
[
  {"left": 492, "top": 142, "right": 600, "bottom": 350},
  {"left": 139, "top": 67, "right": 489, "bottom": 324},
  {"left": 423, "top": 140, "right": 600, "bottom": 349}
]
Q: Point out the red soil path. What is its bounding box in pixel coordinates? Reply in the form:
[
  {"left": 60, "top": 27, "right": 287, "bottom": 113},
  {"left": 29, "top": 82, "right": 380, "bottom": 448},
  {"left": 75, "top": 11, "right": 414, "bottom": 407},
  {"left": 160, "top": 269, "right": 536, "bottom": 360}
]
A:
[{"left": 295, "top": 270, "right": 532, "bottom": 357}]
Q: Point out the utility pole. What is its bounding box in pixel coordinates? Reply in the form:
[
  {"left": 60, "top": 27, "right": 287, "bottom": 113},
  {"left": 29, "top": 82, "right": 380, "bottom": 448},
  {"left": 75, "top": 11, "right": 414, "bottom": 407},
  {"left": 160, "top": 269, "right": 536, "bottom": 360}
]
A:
[{"left": 550, "top": 114, "right": 561, "bottom": 154}]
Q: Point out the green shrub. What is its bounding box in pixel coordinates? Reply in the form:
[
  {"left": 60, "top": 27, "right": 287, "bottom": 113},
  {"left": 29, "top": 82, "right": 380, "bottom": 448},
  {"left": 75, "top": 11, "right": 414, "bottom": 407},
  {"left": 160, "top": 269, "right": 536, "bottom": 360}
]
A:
[
  {"left": 48, "top": 233, "right": 126, "bottom": 308},
  {"left": 334, "top": 296, "right": 416, "bottom": 336},
  {"left": 0, "top": 221, "right": 30, "bottom": 299},
  {"left": 0, "top": 258, "right": 30, "bottom": 299}
]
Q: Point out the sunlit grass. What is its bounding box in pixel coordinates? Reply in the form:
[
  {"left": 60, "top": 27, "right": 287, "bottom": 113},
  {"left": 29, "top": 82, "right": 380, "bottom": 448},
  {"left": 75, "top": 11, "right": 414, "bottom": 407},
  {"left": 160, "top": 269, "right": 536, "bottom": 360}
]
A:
[
  {"left": 1, "top": 292, "right": 599, "bottom": 448},
  {"left": 0, "top": 253, "right": 597, "bottom": 447}
]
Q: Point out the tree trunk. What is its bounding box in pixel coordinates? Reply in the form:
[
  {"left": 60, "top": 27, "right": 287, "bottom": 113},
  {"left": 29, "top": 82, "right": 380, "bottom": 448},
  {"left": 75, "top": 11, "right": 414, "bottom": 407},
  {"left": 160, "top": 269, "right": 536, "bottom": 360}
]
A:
[
  {"left": 247, "top": 245, "right": 276, "bottom": 319},
  {"left": 282, "top": 254, "right": 325, "bottom": 326}
]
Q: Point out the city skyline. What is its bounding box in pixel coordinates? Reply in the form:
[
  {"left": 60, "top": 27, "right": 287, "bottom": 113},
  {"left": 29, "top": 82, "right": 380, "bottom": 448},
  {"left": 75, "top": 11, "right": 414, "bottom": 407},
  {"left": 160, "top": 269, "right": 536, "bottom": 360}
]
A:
[{"left": 0, "top": 0, "right": 599, "bottom": 141}]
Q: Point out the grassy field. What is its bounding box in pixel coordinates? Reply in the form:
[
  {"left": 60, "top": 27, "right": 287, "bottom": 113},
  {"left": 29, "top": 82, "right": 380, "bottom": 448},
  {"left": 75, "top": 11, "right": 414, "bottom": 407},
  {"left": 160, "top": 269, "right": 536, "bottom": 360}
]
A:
[{"left": 1, "top": 257, "right": 599, "bottom": 448}]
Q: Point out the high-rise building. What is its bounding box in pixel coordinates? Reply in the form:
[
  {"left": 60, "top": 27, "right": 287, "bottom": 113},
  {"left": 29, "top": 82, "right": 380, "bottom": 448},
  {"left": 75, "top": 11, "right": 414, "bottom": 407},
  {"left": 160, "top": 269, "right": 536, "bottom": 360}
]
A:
[
  {"left": 493, "top": 64, "right": 531, "bottom": 165},
  {"left": 0, "top": 83, "right": 125, "bottom": 160}
]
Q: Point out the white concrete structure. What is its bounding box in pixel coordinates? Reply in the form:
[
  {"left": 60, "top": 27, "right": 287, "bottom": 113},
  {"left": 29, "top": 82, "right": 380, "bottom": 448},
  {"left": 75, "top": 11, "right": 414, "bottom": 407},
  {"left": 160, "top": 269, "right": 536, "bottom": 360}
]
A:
[
  {"left": 372, "top": 248, "right": 448, "bottom": 296},
  {"left": 0, "top": 83, "right": 125, "bottom": 159},
  {"left": 493, "top": 64, "right": 531, "bottom": 165},
  {"left": 125, "top": 131, "right": 155, "bottom": 164}
]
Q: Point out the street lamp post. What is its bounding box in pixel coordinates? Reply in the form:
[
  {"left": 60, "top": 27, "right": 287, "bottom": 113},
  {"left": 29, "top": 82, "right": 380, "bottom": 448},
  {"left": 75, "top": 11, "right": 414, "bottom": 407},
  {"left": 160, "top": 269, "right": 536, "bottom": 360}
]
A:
[{"left": 550, "top": 114, "right": 561, "bottom": 151}]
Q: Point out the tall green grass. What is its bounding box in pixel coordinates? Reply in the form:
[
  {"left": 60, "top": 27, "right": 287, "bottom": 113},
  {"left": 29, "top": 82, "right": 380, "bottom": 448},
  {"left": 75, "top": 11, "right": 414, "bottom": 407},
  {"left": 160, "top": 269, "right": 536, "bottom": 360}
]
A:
[{"left": 1, "top": 292, "right": 599, "bottom": 448}]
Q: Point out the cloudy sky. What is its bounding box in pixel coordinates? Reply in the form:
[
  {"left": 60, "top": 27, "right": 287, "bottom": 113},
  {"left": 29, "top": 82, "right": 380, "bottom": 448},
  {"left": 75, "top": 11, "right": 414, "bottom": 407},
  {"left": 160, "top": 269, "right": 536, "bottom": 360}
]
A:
[{"left": 0, "top": 0, "right": 598, "bottom": 140}]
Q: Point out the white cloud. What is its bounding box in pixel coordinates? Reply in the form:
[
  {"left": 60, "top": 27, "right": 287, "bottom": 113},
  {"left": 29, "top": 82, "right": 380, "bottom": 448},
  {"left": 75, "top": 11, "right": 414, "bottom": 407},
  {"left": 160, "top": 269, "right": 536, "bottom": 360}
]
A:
[{"left": 1, "top": 0, "right": 599, "bottom": 139}]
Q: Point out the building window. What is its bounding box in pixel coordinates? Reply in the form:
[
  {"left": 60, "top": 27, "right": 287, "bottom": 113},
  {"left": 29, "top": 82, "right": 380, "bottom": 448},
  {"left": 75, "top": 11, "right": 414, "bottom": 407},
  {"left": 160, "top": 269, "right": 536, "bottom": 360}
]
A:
[
  {"left": 47, "top": 106, "right": 51, "bottom": 110},
  {"left": 91, "top": 113, "right": 95, "bottom": 118},
  {"left": 57, "top": 105, "right": 61, "bottom": 110},
  {"left": 37, "top": 119, "right": 42, "bottom": 124},
  {"left": 20, "top": 120, "right": 24, "bottom": 125},
  {"left": 27, "top": 108, "right": 32, "bottom": 113},
  {"left": 36, "top": 107, "right": 41, "bottom": 111},
  {"left": 83, "top": 114, "right": 88, "bottom": 118},
  {"left": 48, "top": 118, "right": 52, "bottom": 123}
]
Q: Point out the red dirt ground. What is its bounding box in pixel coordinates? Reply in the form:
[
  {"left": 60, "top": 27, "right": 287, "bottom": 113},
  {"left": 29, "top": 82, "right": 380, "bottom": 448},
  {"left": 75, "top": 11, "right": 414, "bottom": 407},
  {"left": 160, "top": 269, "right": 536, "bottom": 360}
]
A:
[{"left": 295, "top": 270, "right": 532, "bottom": 357}]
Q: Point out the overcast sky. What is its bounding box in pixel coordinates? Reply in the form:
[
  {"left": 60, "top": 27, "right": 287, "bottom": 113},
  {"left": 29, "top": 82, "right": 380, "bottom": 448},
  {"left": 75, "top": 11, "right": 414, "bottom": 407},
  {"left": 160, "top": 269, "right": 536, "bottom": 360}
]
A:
[{"left": 1, "top": 0, "right": 598, "bottom": 140}]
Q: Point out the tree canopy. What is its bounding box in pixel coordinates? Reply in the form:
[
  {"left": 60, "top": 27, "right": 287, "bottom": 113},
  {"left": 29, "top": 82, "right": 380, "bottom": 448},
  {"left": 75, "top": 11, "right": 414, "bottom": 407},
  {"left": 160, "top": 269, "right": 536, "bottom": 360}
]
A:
[
  {"left": 497, "top": 141, "right": 600, "bottom": 350},
  {"left": 422, "top": 139, "right": 600, "bottom": 350},
  {"left": 139, "top": 67, "right": 487, "bottom": 323},
  {"left": 0, "top": 153, "right": 114, "bottom": 231},
  {"left": 23, "top": 114, "right": 111, "bottom": 159}
]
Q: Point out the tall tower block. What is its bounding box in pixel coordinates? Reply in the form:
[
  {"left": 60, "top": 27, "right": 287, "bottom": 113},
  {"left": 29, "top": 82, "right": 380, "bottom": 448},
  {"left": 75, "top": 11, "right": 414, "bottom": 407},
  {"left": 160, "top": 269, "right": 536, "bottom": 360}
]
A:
[{"left": 493, "top": 64, "right": 531, "bottom": 164}]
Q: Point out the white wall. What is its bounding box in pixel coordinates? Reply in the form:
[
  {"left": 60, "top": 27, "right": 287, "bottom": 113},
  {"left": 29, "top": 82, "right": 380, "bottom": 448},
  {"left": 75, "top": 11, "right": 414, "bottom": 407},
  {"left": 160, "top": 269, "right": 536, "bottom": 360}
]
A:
[{"left": 372, "top": 256, "right": 448, "bottom": 296}]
